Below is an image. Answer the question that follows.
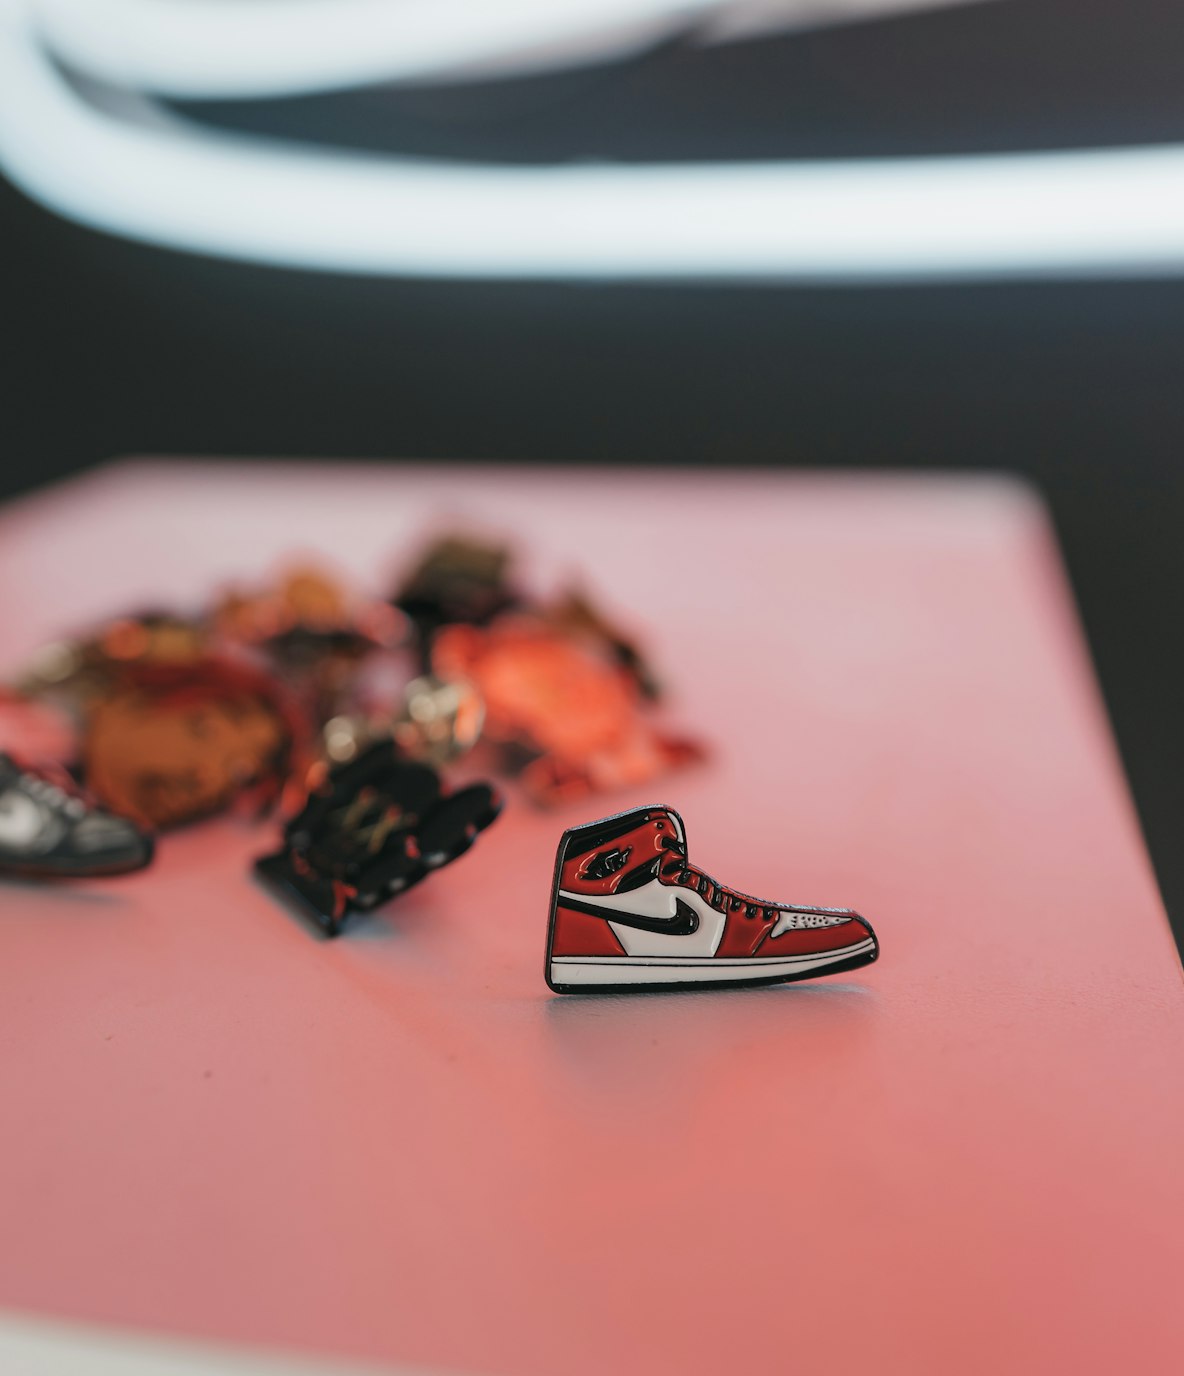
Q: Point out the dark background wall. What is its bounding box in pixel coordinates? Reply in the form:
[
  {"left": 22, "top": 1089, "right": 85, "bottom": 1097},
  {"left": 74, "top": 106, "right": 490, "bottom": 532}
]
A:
[{"left": 3, "top": 0, "right": 1183, "bottom": 933}]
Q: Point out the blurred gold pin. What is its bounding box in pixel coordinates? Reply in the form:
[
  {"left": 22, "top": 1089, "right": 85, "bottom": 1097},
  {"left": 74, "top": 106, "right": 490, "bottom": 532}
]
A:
[{"left": 393, "top": 674, "right": 484, "bottom": 766}]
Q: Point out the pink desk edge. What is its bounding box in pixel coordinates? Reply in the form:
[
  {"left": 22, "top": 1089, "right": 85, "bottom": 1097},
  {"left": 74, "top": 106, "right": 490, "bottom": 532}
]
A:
[{"left": 1, "top": 460, "right": 1181, "bottom": 1376}]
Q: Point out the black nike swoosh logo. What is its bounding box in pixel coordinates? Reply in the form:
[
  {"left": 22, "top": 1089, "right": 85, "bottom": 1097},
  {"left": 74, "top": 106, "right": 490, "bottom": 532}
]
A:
[{"left": 558, "top": 894, "right": 700, "bottom": 937}]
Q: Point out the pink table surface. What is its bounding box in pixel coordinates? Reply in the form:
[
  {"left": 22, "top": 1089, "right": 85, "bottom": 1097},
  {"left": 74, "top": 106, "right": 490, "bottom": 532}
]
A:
[{"left": 0, "top": 461, "right": 1181, "bottom": 1376}]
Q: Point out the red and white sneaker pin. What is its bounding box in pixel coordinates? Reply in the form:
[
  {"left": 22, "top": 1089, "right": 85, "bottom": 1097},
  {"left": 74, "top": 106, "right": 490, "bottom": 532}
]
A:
[{"left": 545, "top": 805, "right": 878, "bottom": 993}]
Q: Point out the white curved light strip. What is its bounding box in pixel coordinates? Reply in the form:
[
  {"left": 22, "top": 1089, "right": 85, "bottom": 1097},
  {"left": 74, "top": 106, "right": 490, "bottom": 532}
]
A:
[
  {"left": 30, "top": 0, "right": 718, "bottom": 98},
  {"left": 3, "top": 1, "right": 1184, "bottom": 280},
  {"left": 28, "top": 0, "right": 986, "bottom": 99},
  {"left": 701, "top": 0, "right": 985, "bottom": 43}
]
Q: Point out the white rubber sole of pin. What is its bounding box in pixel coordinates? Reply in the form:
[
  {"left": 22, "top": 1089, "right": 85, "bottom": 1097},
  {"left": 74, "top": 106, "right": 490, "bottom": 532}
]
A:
[{"left": 549, "top": 936, "right": 876, "bottom": 987}]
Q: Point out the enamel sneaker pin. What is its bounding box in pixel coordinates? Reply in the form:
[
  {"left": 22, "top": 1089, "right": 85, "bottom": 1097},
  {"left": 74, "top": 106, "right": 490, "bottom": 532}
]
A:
[{"left": 545, "top": 805, "right": 878, "bottom": 993}]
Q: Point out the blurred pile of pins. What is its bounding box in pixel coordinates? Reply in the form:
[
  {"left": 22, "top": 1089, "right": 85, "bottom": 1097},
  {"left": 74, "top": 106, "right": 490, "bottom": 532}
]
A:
[{"left": 0, "top": 534, "right": 703, "bottom": 932}]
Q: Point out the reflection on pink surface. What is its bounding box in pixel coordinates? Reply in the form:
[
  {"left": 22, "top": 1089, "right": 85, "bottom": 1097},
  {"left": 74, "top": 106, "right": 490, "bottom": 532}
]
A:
[{"left": 0, "top": 462, "right": 1181, "bottom": 1375}]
